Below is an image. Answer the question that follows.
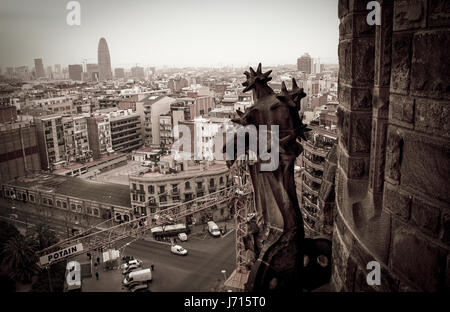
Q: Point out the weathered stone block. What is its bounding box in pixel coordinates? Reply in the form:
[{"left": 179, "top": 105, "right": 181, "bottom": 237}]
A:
[
  {"left": 410, "top": 198, "right": 440, "bottom": 237},
  {"left": 352, "top": 38, "right": 375, "bottom": 86},
  {"left": 389, "top": 94, "right": 415, "bottom": 128},
  {"left": 348, "top": 0, "right": 370, "bottom": 13},
  {"left": 350, "top": 113, "right": 372, "bottom": 154},
  {"left": 393, "top": 0, "right": 427, "bottom": 31},
  {"left": 352, "top": 87, "right": 373, "bottom": 110},
  {"left": 336, "top": 106, "right": 350, "bottom": 151},
  {"left": 338, "top": 40, "right": 352, "bottom": 83},
  {"left": 400, "top": 131, "right": 450, "bottom": 203},
  {"left": 384, "top": 185, "right": 411, "bottom": 220},
  {"left": 390, "top": 34, "right": 412, "bottom": 94},
  {"left": 391, "top": 225, "right": 446, "bottom": 291},
  {"left": 415, "top": 98, "right": 450, "bottom": 138},
  {"left": 340, "top": 155, "right": 369, "bottom": 179},
  {"left": 338, "top": 0, "right": 349, "bottom": 19},
  {"left": 428, "top": 0, "right": 450, "bottom": 27},
  {"left": 339, "top": 13, "right": 353, "bottom": 39},
  {"left": 353, "top": 12, "right": 375, "bottom": 37},
  {"left": 339, "top": 86, "right": 373, "bottom": 111},
  {"left": 385, "top": 127, "right": 404, "bottom": 183},
  {"left": 411, "top": 31, "right": 450, "bottom": 99}
]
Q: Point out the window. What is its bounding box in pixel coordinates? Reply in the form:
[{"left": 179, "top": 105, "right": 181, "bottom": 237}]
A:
[
  {"left": 93, "top": 208, "right": 99, "bottom": 216},
  {"left": 71, "top": 203, "right": 76, "bottom": 211},
  {"left": 150, "top": 207, "right": 156, "bottom": 213},
  {"left": 29, "top": 194, "right": 35, "bottom": 202},
  {"left": 159, "top": 185, "right": 165, "bottom": 194},
  {"left": 185, "top": 181, "right": 190, "bottom": 189},
  {"left": 159, "top": 195, "right": 167, "bottom": 203},
  {"left": 132, "top": 183, "right": 136, "bottom": 190},
  {"left": 219, "top": 177, "right": 224, "bottom": 184},
  {"left": 197, "top": 182, "right": 203, "bottom": 189},
  {"left": 76, "top": 205, "right": 82, "bottom": 211},
  {"left": 139, "top": 184, "right": 144, "bottom": 192},
  {"left": 43, "top": 198, "right": 48, "bottom": 205},
  {"left": 56, "top": 200, "right": 61, "bottom": 208},
  {"left": 148, "top": 185, "right": 154, "bottom": 194},
  {"left": 132, "top": 194, "right": 137, "bottom": 201},
  {"left": 139, "top": 195, "right": 145, "bottom": 202},
  {"left": 86, "top": 207, "right": 92, "bottom": 214},
  {"left": 62, "top": 202, "right": 67, "bottom": 209},
  {"left": 210, "top": 179, "right": 215, "bottom": 187}
]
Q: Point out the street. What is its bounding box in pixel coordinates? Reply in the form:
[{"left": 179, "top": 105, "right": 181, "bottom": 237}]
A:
[
  {"left": 0, "top": 196, "right": 237, "bottom": 292},
  {"left": 82, "top": 231, "right": 236, "bottom": 292}
]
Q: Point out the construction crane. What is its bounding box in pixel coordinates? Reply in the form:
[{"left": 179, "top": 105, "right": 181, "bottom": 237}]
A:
[{"left": 36, "top": 161, "right": 255, "bottom": 290}]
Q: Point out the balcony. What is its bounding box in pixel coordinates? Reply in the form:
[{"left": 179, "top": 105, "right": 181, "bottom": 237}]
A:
[
  {"left": 302, "top": 194, "right": 318, "bottom": 208},
  {"left": 303, "top": 156, "right": 324, "bottom": 171},
  {"left": 301, "top": 140, "right": 330, "bottom": 158},
  {"left": 303, "top": 169, "right": 323, "bottom": 184},
  {"left": 302, "top": 182, "right": 319, "bottom": 197}
]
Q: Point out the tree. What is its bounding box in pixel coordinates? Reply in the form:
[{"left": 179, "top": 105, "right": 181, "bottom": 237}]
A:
[
  {"left": 1, "top": 235, "right": 38, "bottom": 284},
  {"left": 26, "top": 223, "right": 58, "bottom": 251},
  {"left": 0, "top": 221, "right": 21, "bottom": 264}
]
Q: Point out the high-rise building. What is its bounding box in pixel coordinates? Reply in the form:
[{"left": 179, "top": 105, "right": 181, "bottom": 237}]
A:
[
  {"left": 14, "top": 66, "right": 31, "bottom": 81},
  {"left": 34, "top": 58, "right": 45, "bottom": 78},
  {"left": 131, "top": 66, "right": 145, "bottom": 80},
  {"left": 46, "top": 66, "right": 53, "bottom": 78},
  {"left": 297, "top": 53, "right": 312, "bottom": 74},
  {"left": 86, "top": 63, "right": 99, "bottom": 81},
  {"left": 54, "top": 64, "right": 61, "bottom": 74},
  {"left": 114, "top": 68, "right": 125, "bottom": 79},
  {"left": 35, "top": 115, "right": 66, "bottom": 170},
  {"left": 68, "top": 64, "right": 83, "bottom": 81},
  {"left": 0, "top": 122, "right": 41, "bottom": 182},
  {"left": 98, "top": 37, "right": 112, "bottom": 81}
]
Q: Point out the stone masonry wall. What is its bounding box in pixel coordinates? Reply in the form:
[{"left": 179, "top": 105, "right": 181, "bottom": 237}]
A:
[{"left": 333, "top": 0, "right": 450, "bottom": 292}]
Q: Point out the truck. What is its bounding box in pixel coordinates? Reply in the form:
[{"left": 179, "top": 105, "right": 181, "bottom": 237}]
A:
[{"left": 207, "top": 221, "right": 221, "bottom": 237}]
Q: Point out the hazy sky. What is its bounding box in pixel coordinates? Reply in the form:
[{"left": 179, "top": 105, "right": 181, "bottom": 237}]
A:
[{"left": 0, "top": 0, "right": 339, "bottom": 69}]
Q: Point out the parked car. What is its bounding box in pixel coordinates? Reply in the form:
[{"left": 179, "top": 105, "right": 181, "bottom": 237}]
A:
[
  {"left": 120, "top": 259, "right": 142, "bottom": 271},
  {"left": 122, "top": 261, "right": 142, "bottom": 275},
  {"left": 129, "top": 282, "right": 150, "bottom": 292},
  {"left": 170, "top": 245, "right": 188, "bottom": 256},
  {"left": 178, "top": 232, "right": 188, "bottom": 242}
]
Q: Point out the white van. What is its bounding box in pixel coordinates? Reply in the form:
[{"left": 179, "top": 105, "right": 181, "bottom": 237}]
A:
[
  {"left": 207, "top": 221, "right": 221, "bottom": 237},
  {"left": 123, "top": 268, "right": 152, "bottom": 287}
]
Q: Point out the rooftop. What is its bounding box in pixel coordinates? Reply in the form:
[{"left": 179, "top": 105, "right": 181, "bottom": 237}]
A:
[{"left": 4, "top": 173, "right": 131, "bottom": 208}]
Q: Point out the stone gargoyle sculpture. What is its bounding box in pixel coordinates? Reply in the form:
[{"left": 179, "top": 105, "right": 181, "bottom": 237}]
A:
[{"left": 223, "top": 63, "right": 310, "bottom": 291}]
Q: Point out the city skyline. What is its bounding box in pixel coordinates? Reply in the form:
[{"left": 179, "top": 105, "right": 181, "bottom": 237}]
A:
[{"left": 0, "top": 0, "right": 339, "bottom": 69}]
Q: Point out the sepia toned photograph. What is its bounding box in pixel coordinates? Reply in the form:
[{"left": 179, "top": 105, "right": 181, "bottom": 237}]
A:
[{"left": 0, "top": 0, "right": 448, "bottom": 303}]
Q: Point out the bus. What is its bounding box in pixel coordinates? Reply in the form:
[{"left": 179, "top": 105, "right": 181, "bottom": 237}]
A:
[{"left": 150, "top": 223, "right": 187, "bottom": 239}]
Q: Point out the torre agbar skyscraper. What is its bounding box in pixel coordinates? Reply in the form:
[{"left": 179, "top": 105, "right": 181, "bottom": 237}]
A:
[{"left": 98, "top": 37, "right": 112, "bottom": 81}]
